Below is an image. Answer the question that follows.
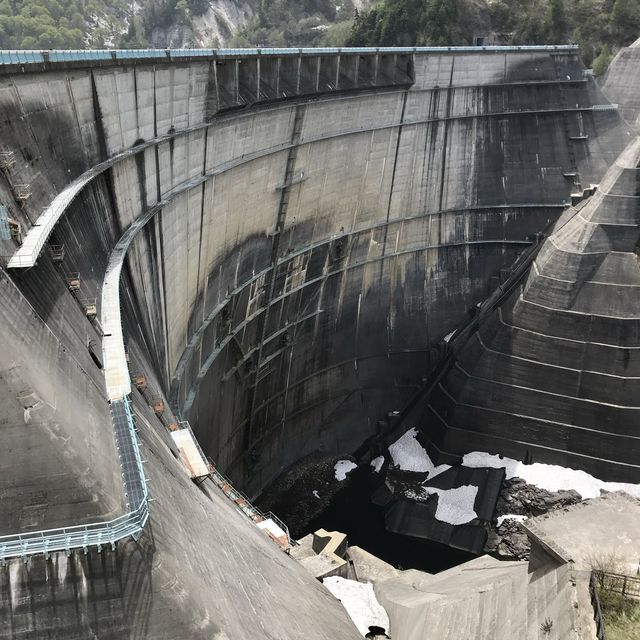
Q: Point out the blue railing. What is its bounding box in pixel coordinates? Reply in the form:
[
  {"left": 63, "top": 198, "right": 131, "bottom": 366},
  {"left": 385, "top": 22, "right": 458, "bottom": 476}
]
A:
[
  {"left": 0, "top": 397, "right": 149, "bottom": 562},
  {"left": 0, "top": 45, "right": 580, "bottom": 67},
  {"left": 48, "top": 49, "right": 112, "bottom": 62}
]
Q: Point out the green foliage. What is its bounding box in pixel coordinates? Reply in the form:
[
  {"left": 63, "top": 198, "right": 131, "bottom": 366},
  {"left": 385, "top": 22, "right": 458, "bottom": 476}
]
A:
[
  {"left": 345, "top": 0, "right": 639, "bottom": 66},
  {"left": 592, "top": 44, "right": 614, "bottom": 75},
  {"left": 187, "top": 0, "right": 210, "bottom": 16},
  {"left": 0, "top": 0, "right": 636, "bottom": 60},
  {"left": 610, "top": 0, "right": 640, "bottom": 43},
  {"left": 598, "top": 588, "right": 640, "bottom": 640},
  {"left": 0, "top": 0, "right": 133, "bottom": 49}
]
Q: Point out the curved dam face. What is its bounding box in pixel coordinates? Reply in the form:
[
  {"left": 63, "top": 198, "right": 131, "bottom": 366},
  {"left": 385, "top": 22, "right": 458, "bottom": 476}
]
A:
[{"left": 0, "top": 47, "right": 634, "bottom": 638}]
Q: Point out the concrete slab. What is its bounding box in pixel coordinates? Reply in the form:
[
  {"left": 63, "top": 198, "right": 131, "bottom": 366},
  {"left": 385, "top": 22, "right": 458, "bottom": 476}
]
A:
[{"left": 526, "top": 492, "right": 640, "bottom": 573}]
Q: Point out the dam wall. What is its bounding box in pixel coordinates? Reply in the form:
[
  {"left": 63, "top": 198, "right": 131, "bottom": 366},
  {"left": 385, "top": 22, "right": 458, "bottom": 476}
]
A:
[
  {"left": 0, "top": 45, "right": 634, "bottom": 639},
  {"left": 421, "top": 138, "right": 640, "bottom": 482},
  {"left": 0, "top": 48, "right": 631, "bottom": 507},
  {"left": 602, "top": 39, "right": 640, "bottom": 131}
]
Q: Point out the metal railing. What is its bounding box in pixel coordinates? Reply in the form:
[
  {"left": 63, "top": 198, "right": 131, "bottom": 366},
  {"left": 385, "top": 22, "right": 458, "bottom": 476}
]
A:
[
  {"left": 0, "top": 45, "right": 580, "bottom": 67},
  {"left": 593, "top": 570, "right": 640, "bottom": 599},
  {"left": 0, "top": 397, "right": 149, "bottom": 562},
  {"left": 590, "top": 571, "right": 608, "bottom": 640},
  {"left": 206, "top": 457, "right": 294, "bottom": 549}
]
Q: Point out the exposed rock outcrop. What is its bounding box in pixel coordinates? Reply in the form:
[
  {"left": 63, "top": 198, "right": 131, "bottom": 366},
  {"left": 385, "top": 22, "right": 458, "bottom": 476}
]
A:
[{"left": 486, "top": 478, "right": 583, "bottom": 559}]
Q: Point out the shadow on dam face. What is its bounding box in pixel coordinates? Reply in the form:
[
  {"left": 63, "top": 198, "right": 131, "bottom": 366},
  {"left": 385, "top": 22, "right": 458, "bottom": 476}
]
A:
[{"left": 0, "top": 535, "right": 155, "bottom": 639}]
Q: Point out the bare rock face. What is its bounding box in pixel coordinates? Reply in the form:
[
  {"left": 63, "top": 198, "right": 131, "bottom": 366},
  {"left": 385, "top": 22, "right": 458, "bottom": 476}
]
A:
[
  {"left": 255, "top": 453, "right": 356, "bottom": 537},
  {"left": 496, "top": 478, "right": 582, "bottom": 517},
  {"left": 486, "top": 478, "right": 583, "bottom": 560}
]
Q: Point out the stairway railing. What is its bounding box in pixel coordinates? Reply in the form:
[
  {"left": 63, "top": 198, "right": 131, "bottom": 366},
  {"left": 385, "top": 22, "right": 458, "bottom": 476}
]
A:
[
  {"left": 206, "top": 458, "right": 294, "bottom": 550},
  {"left": 590, "top": 571, "right": 608, "bottom": 640},
  {"left": 0, "top": 397, "right": 148, "bottom": 562}
]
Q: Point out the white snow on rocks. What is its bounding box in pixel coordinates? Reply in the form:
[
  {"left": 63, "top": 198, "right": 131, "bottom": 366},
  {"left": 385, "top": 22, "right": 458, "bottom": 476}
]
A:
[
  {"left": 334, "top": 460, "right": 358, "bottom": 481},
  {"left": 425, "top": 485, "right": 479, "bottom": 525},
  {"left": 388, "top": 428, "right": 450, "bottom": 477},
  {"left": 323, "top": 576, "right": 390, "bottom": 637},
  {"left": 462, "top": 451, "right": 640, "bottom": 499},
  {"left": 497, "top": 514, "right": 528, "bottom": 526},
  {"left": 370, "top": 456, "right": 384, "bottom": 473}
]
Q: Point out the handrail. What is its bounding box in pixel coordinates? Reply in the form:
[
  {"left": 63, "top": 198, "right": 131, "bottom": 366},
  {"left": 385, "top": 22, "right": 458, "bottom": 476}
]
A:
[
  {"left": 0, "top": 46, "right": 580, "bottom": 67},
  {"left": 593, "top": 570, "right": 640, "bottom": 598},
  {"left": 0, "top": 397, "right": 148, "bottom": 561},
  {"left": 206, "top": 457, "right": 294, "bottom": 548},
  {"left": 590, "top": 571, "right": 608, "bottom": 640}
]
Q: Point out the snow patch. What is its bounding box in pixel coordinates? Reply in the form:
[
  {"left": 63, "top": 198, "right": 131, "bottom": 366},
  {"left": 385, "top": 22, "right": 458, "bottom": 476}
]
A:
[
  {"left": 404, "top": 484, "right": 479, "bottom": 525},
  {"left": 462, "top": 451, "right": 640, "bottom": 500},
  {"left": 313, "top": 490, "right": 320, "bottom": 499},
  {"left": 443, "top": 331, "right": 455, "bottom": 343},
  {"left": 334, "top": 460, "right": 358, "bottom": 481},
  {"left": 424, "top": 485, "right": 479, "bottom": 525},
  {"left": 388, "top": 428, "right": 450, "bottom": 477},
  {"left": 370, "top": 456, "right": 384, "bottom": 473},
  {"left": 497, "top": 514, "right": 528, "bottom": 526},
  {"left": 323, "top": 576, "right": 390, "bottom": 637}
]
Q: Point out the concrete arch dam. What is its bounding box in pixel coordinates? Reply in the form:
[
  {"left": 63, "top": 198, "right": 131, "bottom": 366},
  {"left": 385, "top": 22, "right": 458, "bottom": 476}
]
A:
[{"left": 0, "top": 46, "right": 634, "bottom": 638}]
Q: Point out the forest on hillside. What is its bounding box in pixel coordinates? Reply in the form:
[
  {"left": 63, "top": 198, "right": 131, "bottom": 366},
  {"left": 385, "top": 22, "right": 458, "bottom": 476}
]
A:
[
  {"left": 344, "top": 0, "right": 640, "bottom": 70},
  {"left": 0, "top": 0, "right": 638, "bottom": 74},
  {"left": 0, "top": 0, "right": 212, "bottom": 49}
]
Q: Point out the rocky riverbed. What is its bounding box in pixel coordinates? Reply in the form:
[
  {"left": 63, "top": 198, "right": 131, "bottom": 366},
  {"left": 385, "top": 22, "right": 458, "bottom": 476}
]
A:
[{"left": 485, "top": 478, "right": 583, "bottom": 559}]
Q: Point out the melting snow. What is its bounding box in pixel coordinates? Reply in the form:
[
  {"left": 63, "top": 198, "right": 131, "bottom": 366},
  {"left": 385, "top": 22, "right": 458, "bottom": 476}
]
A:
[
  {"left": 425, "top": 485, "right": 479, "bottom": 525},
  {"left": 497, "top": 514, "right": 528, "bottom": 526},
  {"left": 388, "top": 428, "right": 450, "bottom": 477},
  {"left": 370, "top": 456, "right": 384, "bottom": 473},
  {"left": 462, "top": 451, "right": 640, "bottom": 499},
  {"left": 404, "top": 484, "right": 479, "bottom": 525},
  {"left": 334, "top": 460, "right": 358, "bottom": 481},
  {"left": 323, "top": 576, "right": 390, "bottom": 637}
]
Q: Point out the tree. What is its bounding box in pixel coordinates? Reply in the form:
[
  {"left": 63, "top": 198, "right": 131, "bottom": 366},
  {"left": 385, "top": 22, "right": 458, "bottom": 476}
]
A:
[
  {"left": 610, "top": 0, "right": 640, "bottom": 44},
  {"left": 187, "top": 0, "right": 209, "bottom": 16},
  {"left": 592, "top": 44, "right": 613, "bottom": 75},
  {"left": 420, "top": 0, "right": 461, "bottom": 46},
  {"left": 549, "top": 0, "right": 568, "bottom": 43}
]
